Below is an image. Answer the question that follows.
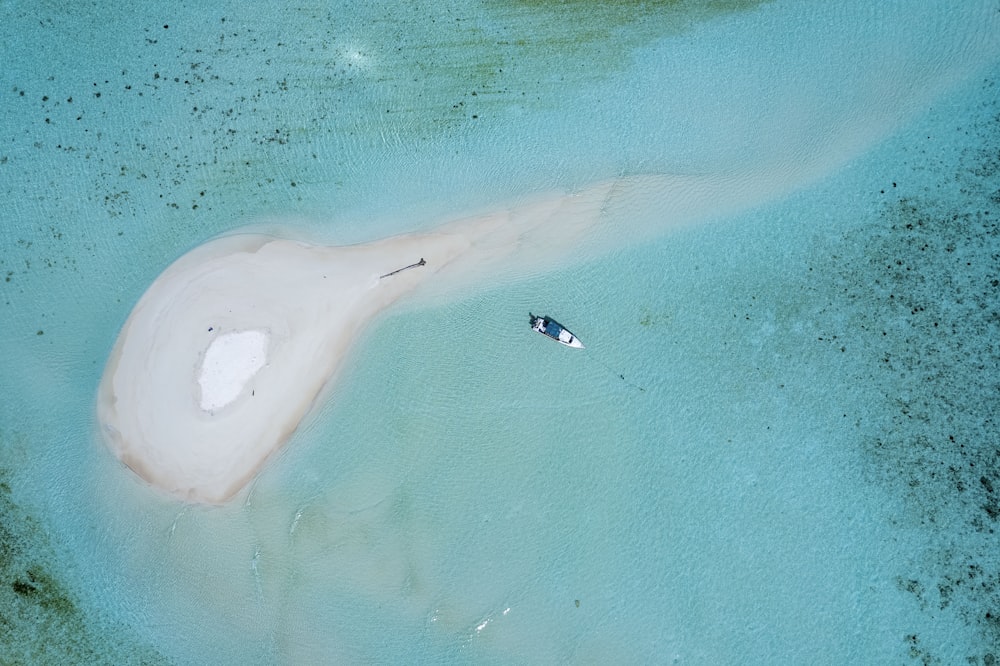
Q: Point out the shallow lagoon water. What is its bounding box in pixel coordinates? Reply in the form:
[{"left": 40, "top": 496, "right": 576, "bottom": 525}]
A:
[{"left": 2, "top": 0, "right": 1000, "bottom": 663}]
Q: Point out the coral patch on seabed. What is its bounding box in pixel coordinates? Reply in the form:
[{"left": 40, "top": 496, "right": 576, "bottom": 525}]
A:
[
  {"left": 0, "top": 467, "right": 168, "bottom": 663},
  {"left": 809, "top": 79, "right": 1000, "bottom": 662}
]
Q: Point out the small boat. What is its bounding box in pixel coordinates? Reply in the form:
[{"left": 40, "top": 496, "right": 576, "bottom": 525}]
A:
[{"left": 529, "top": 313, "right": 584, "bottom": 348}]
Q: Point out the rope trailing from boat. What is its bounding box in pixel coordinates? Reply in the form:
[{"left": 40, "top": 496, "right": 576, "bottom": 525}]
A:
[
  {"left": 589, "top": 355, "right": 647, "bottom": 392},
  {"left": 379, "top": 258, "right": 426, "bottom": 279}
]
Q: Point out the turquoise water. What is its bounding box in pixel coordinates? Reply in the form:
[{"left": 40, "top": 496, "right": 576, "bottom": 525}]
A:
[{"left": 2, "top": 1, "right": 1000, "bottom": 663}]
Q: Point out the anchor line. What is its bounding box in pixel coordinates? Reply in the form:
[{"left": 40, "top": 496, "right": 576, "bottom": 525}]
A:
[{"left": 587, "top": 353, "right": 646, "bottom": 392}]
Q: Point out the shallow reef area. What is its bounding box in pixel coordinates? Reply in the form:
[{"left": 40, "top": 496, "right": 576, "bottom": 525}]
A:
[
  {"left": 809, "top": 79, "right": 999, "bottom": 663},
  {"left": 0, "top": 466, "right": 167, "bottom": 665}
]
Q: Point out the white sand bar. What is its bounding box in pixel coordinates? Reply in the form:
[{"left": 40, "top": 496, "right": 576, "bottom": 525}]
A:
[
  {"left": 97, "top": 230, "right": 476, "bottom": 503},
  {"left": 198, "top": 330, "right": 269, "bottom": 412}
]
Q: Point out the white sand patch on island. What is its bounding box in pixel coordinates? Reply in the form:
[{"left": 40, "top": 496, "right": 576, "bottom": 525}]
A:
[{"left": 198, "top": 330, "right": 269, "bottom": 412}]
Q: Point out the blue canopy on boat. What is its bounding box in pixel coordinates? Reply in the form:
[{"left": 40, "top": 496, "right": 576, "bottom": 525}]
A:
[{"left": 545, "top": 321, "right": 562, "bottom": 338}]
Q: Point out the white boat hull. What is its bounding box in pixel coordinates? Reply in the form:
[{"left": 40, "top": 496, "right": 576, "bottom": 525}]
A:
[{"left": 530, "top": 314, "right": 584, "bottom": 349}]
